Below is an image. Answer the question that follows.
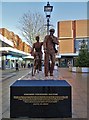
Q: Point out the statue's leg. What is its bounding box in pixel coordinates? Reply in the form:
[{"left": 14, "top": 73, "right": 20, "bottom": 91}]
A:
[
  {"left": 44, "top": 52, "right": 49, "bottom": 76},
  {"left": 50, "top": 53, "right": 55, "bottom": 76}
]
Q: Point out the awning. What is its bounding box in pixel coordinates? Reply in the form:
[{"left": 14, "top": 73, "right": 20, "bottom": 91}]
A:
[
  {"left": 23, "top": 55, "right": 34, "bottom": 59},
  {"left": 0, "top": 47, "right": 32, "bottom": 58},
  {"left": 0, "top": 34, "right": 14, "bottom": 47},
  {"left": 56, "top": 53, "right": 79, "bottom": 58}
]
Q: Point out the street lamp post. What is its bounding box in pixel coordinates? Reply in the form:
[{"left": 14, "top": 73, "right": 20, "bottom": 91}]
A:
[{"left": 44, "top": 2, "right": 53, "bottom": 35}]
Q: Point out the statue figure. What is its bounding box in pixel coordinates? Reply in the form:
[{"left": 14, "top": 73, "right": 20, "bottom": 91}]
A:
[
  {"left": 31, "top": 36, "right": 43, "bottom": 73},
  {"left": 43, "top": 29, "right": 59, "bottom": 77}
]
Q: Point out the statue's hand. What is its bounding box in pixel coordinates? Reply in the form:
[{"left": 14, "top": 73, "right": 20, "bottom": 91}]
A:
[{"left": 44, "top": 49, "right": 47, "bottom": 53}]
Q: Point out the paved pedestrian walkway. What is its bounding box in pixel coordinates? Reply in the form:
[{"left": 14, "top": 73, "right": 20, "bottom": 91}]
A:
[
  {"left": 1, "top": 68, "right": 30, "bottom": 81},
  {"left": 1, "top": 67, "right": 88, "bottom": 119}
]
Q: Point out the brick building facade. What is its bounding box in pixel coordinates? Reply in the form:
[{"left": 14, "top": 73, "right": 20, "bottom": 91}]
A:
[
  {"left": 0, "top": 28, "right": 32, "bottom": 69},
  {"left": 0, "top": 28, "right": 31, "bottom": 53},
  {"left": 57, "top": 19, "right": 89, "bottom": 67}
]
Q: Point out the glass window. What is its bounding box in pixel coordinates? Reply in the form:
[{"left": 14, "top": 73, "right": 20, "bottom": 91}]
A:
[{"left": 75, "top": 38, "right": 89, "bottom": 52}]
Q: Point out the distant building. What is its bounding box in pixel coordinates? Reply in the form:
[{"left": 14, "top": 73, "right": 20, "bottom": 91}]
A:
[
  {"left": 0, "top": 28, "right": 33, "bottom": 69},
  {"left": 57, "top": 19, "right": 89, "bottom": 67}
]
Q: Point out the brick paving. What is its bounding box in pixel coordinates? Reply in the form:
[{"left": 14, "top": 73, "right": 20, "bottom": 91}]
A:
[{"left": 1, "top": 67, "right": 88, "bottom": 119}]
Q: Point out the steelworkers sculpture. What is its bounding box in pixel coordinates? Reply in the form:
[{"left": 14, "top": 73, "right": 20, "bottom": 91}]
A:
[{"left": 43, "top": 29, "right": 59, "bottom": 77}]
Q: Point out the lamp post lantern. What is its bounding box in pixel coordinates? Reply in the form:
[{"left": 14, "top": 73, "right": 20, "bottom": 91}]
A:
[{"left": 44, "top": 2, "right": 53, "bottom": 35}]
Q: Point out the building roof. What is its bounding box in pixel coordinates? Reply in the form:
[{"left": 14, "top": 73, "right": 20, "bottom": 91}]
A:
[{"left": 0, "top": 34, "right": 14, "bottom": 47}]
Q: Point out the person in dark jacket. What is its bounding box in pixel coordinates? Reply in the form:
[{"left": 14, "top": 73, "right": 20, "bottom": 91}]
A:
[{"left": 16, "top": 60, "right": 19, "bottom": 71}]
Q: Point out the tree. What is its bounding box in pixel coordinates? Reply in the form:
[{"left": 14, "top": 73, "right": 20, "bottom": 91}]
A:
[
  {"left": 18, "top": 11, "right": 47, "bottom": 46},
  {"left": 75, "top": 40, "right": 89, "bottom": 67}
]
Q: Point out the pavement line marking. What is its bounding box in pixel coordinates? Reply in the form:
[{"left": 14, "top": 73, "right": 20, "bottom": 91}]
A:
[{"left": 18, "top": 70, "right": 31, "bottom": 80}]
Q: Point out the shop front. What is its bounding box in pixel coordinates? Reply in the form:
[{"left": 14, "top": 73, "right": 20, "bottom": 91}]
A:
[
  {"left": 56, "top": 53, "right": 78, "bottom": 67},
  {"left": 1, "top": 47, "right": 32, "bottom": 70}
]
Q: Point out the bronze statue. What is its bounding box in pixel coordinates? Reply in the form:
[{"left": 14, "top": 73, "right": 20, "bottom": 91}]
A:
[
  {"left": 43, "top": 29, "right": 59, "bottom": 77},
  {"left": 31, "top": 36, "right": 43, "bottom": 74}
]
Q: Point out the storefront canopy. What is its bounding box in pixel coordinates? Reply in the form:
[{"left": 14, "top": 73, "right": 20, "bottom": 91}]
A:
[
  {"left": 56, "top": 53, "right": 79, "bottom": 58},
  {"left": 0, "top": 47, "right": 33, "bottom": 58}
]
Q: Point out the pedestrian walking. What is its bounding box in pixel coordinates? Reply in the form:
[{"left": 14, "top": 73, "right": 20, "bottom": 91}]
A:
[{"left": 16, "top": 60, "right": 19, "bottom": 71}]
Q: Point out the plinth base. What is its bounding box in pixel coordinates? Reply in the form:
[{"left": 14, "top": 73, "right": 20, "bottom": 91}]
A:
[{"left": 10, "top": 80, "right": 72, "bottom": 118}]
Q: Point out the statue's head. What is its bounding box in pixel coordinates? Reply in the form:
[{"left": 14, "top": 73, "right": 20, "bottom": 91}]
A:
[
  {"left": 36, "top": 36, "right": 39, "bottom": 42},
  {"left": 49, "top": 28, "right": 55, "bottom": 34}
]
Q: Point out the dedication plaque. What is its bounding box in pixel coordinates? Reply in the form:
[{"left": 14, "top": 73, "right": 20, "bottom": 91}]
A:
[{"left": 10, "top": 80, "right": 72, "bottom": 118}]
